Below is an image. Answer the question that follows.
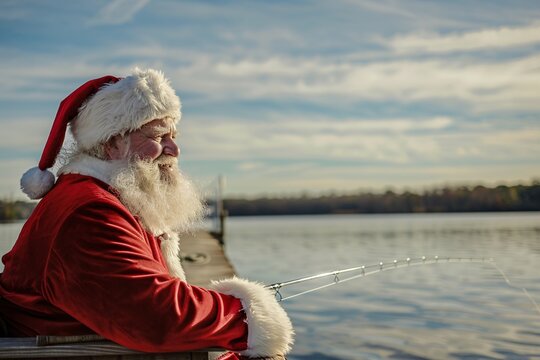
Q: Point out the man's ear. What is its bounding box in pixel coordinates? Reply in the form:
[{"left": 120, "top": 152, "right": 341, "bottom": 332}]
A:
[{"left": 104, "top": 135, "right": 124, "bottom": 160}]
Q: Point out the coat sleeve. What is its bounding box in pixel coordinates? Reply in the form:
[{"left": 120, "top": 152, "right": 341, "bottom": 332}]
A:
[{"left": 41, "top": 199, "right": 249, "bottom": 353}]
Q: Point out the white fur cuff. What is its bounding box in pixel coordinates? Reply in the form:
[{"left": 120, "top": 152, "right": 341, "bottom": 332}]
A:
[{"left": 211, "top": 277, "right": 294, "bottom": 357}]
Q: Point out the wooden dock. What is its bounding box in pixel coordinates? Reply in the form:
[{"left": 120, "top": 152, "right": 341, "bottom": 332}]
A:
[
  {"left": 0, "top": 230, "right": 236, "bottom": 359},
  {"left": 181, "top": 230, "right": 236, "bottom": 287}
]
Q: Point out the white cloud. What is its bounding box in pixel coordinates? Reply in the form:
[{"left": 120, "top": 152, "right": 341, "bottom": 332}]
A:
[
  {"left": 386, "top": 22, "right": 540, "bottom": 54},
  {"left": 236, "top": 162, "right": 266, "bottom": 172},
  {"left": 280, "top": 117, "right": 453, "bottom": 133},
  {"left": 87, "top": 0, "right": 150, "bottom": 26},
  {"left": 344, "top": 0, "right": 416, "bottom": 19},
  {"left": 222, "top": 161, "right": 540, "bottom": 196},
  {"left": 1, "top": 42, "right": 539, "bottom": 113},
  {"left": 0, "top": 118, "right": 52, "bottom": 151},
  {"left": 180, "top": 54, "right": 540, "bottom": 112},
  {"left": 181, "top": 115, "right": 540, "bottom": 166}
]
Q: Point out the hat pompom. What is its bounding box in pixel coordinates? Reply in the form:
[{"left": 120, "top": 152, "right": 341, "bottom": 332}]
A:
[{"left": 20, "top": 167, "right": 55, "bottom": 200}]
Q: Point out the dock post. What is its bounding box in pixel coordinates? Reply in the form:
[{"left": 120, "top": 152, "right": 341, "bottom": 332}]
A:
[
  {"left": 216, "top": 175, "right": 226, "bottom": 245},
  {"left": 210, "top": 175, "right": 227, "bottom": 245}
]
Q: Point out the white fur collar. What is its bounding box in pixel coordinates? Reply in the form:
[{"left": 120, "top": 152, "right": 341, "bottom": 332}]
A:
[
  {"left": 58, "top": 154, "right": 186, "bottom": 281},
  {"left": 157, "top": 232, "right": 186, "bottom": 281},
  {"left": 57, "top": 153, "right": 125, "bottom": 186}
]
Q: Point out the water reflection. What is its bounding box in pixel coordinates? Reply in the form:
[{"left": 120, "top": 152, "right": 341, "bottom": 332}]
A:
[{"left": 226, "top": 213, "right": 540, "bottom": 360}]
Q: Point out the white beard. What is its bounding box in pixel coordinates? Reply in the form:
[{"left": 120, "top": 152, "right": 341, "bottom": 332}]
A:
[
  {"left": 110, "top": 156, "right": 205, "bottom": 236},
  {"left": 58, "top": 152, "right": 201, "bottom": 280}
]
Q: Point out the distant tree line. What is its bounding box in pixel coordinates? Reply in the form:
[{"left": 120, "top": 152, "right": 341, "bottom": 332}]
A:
[
  {"left": 2, "top": 182, "right": 540, "bottom": 220},
  {"left": 0, "top": 200, "right": 36, "bottom": 221},
  {"left": 224, "top": 183, "right": 540, "bottom": 216}
]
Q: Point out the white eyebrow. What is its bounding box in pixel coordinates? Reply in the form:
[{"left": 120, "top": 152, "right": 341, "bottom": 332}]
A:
[{"left": 146, "top": 124, "right": 177, "bottom": 136}]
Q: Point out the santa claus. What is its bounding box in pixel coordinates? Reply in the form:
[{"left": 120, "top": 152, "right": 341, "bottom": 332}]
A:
[{"left": 0, "top": 68, "right": 293, "bottom": 359}]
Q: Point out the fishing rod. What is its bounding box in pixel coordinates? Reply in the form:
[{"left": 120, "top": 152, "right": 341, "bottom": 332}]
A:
[
  {"left": 264, "top": 255, "right": 535, "bottom": 304},
  {"left": 266, "top": 256, "right": 494, "bottom": 301}
]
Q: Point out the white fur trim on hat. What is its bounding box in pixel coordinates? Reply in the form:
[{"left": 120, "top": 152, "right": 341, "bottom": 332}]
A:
[
  {"left": 72, "top": 68, "right": 181, "bottom": 150},
  {"left": 20, "top": 167, "right": 55, "bottom": 200},
  {"left": 211, "top": 277, "right": 294, "bottom": 357}
]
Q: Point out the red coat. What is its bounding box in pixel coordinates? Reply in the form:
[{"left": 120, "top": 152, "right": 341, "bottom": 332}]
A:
[{"left": 0, "top": 174, "right": 250, "bottom": 355}]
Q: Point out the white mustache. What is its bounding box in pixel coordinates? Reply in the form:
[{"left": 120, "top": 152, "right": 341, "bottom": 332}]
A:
[{"left": 154, "top": 156, "right": 178, "bottom": 167}]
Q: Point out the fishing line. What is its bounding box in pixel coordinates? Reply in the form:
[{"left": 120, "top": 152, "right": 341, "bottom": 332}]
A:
[
  {"left": 491, "top": 261, "right": 540, "bottom": 315},
  {"left": 266, "top": 255, "right": 540, "bottom": 316}
]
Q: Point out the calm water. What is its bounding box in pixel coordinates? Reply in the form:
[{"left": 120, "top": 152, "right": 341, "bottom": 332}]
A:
[
  {"left": 1, "top": 213, "right": 539, "bottom": 359},
  {"left": 223, "top": 213, "right": 540, "bottom": 360}
]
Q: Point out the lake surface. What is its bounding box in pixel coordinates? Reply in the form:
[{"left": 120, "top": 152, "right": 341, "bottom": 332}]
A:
[
  {"left": 223, "top": 213, "right": 540, "bottom": 360},
  {"left": 2, "top": 212, "right": 539, "bottom": 359}
]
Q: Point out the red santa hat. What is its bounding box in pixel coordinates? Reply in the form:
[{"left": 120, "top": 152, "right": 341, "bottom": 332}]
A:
[{"left": 21, "top": 68, "right": 182, "bottom": 199}]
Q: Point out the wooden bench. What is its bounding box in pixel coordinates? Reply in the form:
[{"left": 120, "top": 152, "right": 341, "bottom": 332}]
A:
[{"left": 0, "top": 335, "right": 220, "bottom": 359}]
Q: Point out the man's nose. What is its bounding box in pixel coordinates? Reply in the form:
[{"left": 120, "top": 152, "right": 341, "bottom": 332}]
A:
[{"left": 163, "top": 138, "right": 180, "bottom": 157}]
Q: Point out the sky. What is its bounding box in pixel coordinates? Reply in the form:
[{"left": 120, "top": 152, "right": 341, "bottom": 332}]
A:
[{"left": 1, "top": 0, "right": 539, "bottom": 199}]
